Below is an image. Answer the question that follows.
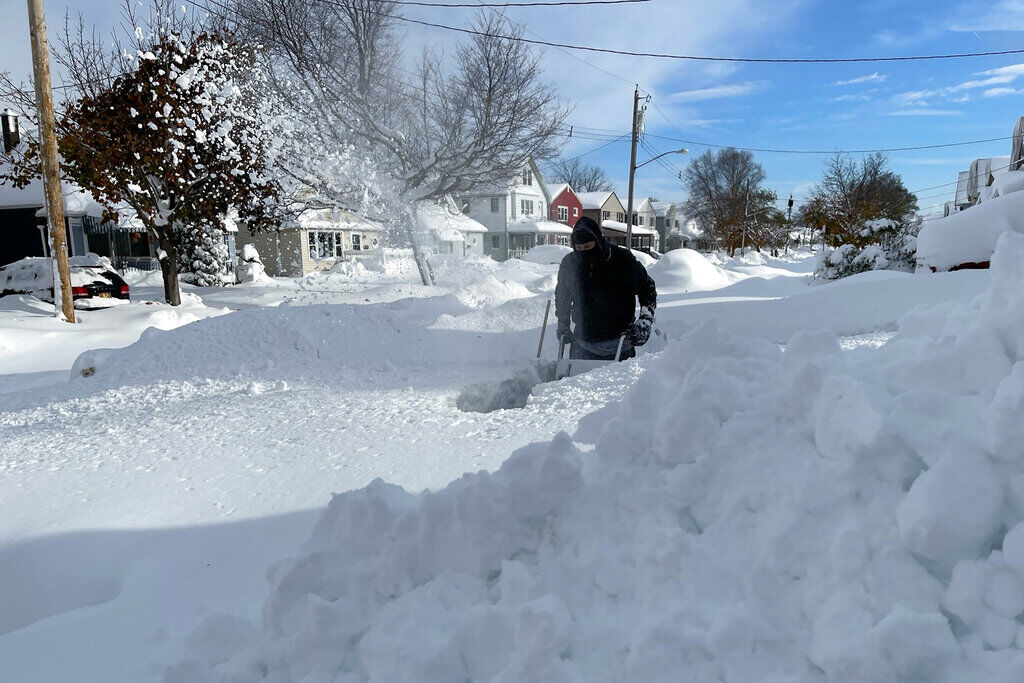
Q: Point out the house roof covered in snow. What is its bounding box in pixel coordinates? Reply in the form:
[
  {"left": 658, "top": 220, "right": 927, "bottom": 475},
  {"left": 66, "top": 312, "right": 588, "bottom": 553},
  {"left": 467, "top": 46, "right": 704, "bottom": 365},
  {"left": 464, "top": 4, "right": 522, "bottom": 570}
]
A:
[
  {"left": 0, "top": 138, "right": 104, "bottom": 216},
  {"left": 651, "top": 201, "right": 677, "bottom": 217},
  {"left": 601, "top": 220, "right": 656, "bottom": 236},
  {"left": 294, "top": 208, "right": 385, "bottom": 233},
  {"left": 577, "top": 191, "right": 616, "bottom": 210},
  {"left": 415, "top": 201, "right": 488, "bottom": 242},
  {"left": 507, "top": 219, "right": 572, "bottom": 234}
]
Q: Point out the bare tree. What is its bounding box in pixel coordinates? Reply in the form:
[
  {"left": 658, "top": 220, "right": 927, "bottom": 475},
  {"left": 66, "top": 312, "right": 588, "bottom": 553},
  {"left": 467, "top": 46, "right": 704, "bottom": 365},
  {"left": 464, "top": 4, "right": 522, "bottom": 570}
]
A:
[
  {"left": 800, "top": 152, "right": 918, "bottom": 247},
  {"left": 682, "top": 148, "right": 777, "bottom": 253},
  {"left": 228, "top": 1, "right": 569, "bottom": 283},
  {"left": 547, "top": 157, "right": 613, "bottom": 193}
]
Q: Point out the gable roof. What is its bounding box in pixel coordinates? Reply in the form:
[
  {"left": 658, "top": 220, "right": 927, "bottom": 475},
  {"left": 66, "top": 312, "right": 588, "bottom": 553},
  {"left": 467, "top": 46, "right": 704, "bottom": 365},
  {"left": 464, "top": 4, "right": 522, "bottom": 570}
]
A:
[{"left": 576, "top": 191, "right": 615, "bottom": 210}]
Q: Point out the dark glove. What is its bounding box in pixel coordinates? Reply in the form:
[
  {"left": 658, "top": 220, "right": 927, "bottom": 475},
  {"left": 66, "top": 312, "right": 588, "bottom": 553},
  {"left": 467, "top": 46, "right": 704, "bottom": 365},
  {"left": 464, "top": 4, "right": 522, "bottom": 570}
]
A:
[
  {"left": 628, "top": 306, "right": 654, "bottom": 346},
  {"left": 558, "top": 326, "right": 574, "bottom": 345}
]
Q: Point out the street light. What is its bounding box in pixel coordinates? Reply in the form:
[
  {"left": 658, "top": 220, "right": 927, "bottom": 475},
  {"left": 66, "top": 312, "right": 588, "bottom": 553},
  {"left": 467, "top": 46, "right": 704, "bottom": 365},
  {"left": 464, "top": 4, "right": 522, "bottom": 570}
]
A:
[
  {"left": 627, "top": 147, "right": 687, "bottom": 248},
  {"left": 635, "top": 148, "right": 689, "bottom": 170}
]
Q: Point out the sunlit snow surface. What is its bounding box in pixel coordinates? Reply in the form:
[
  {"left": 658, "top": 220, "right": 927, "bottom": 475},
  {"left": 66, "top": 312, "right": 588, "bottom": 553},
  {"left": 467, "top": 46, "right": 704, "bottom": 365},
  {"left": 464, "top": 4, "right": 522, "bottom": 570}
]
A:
[{"left": 0, "top": 245, "right": 1003, "bottom": 681}]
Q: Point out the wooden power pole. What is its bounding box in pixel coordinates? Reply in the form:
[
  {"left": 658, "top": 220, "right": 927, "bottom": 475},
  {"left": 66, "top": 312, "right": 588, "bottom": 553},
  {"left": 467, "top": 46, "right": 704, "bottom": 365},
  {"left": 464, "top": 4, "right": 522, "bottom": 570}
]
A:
[
  {"left": 27, "top": 0, "right": 74, "bottom": 323},
  {"left": 625, "top": 85, "right": 640, "bottom": 248}
]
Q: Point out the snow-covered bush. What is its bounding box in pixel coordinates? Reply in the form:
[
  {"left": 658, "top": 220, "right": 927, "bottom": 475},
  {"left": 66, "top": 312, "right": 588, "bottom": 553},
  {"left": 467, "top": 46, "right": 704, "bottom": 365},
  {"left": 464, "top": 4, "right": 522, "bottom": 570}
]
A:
[
  {"left": 816, "top": 218, "right": 920, "bottom": 280},
  {"left": 177, "top": 225, "right": 229, "bottom": 287},
  {"left": 236, "top": 243, "right": 269, "bottom": 283}
]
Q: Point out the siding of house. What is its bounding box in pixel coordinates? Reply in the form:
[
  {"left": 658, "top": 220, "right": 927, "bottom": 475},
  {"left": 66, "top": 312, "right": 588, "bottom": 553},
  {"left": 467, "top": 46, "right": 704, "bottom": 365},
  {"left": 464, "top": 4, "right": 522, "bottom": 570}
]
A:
[{"left": 549, "top": 186, "right": 583, "bottom": 226}]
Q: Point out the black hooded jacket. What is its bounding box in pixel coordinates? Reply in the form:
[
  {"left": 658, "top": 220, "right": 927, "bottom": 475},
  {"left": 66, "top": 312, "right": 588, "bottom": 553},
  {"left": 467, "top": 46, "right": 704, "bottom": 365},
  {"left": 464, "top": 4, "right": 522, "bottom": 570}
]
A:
[{"left": 555, "top": 217, "right": 657, "bottom": 342}]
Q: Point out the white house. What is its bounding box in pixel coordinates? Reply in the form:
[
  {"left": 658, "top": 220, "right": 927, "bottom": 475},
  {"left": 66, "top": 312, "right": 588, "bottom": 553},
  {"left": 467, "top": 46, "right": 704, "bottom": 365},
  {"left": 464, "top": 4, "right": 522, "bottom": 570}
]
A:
[
  {"left": 236, "top": 207, "right": 385, "bottom": 276},
  {"left": 458, "top": 160, "right": 549, "bottom": 261},
  {"left": 416, "top": 200, "right": 489, "bottom": 258}
]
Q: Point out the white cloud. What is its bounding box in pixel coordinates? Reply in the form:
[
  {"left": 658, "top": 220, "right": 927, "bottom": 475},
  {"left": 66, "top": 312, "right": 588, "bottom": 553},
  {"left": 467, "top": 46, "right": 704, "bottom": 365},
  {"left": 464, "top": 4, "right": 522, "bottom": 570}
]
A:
[
  {"left": 892, "top": 62, "right": 1024, "bottom": 106},
  {"left": 833, "top": 72, "right": 887, "bottom": 86},
  {"left": 830, "top": 92, "right": 875, "bottom": 102},
  {"left": 886, "top": 109, "right": 964, "bottom": 117},
  {"left": 983, "top": 87, "right": 1024, "bottom": 97},
  {"left": 669, "top": 82, "right": 764, "bottom": 102},
  {"left": 948, "top": 0, "right": 1024, "bottom": 31}
]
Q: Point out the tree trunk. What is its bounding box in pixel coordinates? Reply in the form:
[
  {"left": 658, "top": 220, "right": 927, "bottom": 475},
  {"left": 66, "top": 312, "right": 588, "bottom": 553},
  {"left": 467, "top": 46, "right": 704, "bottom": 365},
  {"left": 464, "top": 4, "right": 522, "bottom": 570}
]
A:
[
  {"left": 157, "top": 232, "right": 182, "bottom": 306},
  {"left": 406, "top": 207, "right": 434, "bottom": 286}
]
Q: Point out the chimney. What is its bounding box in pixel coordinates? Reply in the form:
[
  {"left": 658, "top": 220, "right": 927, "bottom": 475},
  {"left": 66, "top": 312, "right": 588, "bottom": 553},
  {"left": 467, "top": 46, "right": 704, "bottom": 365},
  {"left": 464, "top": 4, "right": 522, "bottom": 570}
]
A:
[{"left": 1, "top": 109, "right": 20, "bottom": 153}]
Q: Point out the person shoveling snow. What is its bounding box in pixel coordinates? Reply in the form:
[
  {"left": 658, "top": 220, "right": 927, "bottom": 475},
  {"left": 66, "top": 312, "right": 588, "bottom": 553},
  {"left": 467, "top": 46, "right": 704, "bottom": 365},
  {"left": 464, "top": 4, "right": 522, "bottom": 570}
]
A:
[{"left": 555, "top": 216, "right": 657, "bottom": 361}]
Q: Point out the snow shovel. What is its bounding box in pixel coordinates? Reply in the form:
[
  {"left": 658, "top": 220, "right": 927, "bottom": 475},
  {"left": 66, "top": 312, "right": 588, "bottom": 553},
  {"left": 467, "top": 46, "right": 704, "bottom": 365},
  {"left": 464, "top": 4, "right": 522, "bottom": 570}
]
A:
[{"left": 554, "top": 334, "right": 627, "bottom": 380}]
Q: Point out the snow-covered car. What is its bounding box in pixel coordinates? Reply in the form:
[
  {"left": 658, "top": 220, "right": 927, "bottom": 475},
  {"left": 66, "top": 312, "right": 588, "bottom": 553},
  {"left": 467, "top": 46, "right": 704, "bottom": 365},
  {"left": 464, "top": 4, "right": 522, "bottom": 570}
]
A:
[{"left": 0, "top": 255, "right": 130, "bottom": 309}]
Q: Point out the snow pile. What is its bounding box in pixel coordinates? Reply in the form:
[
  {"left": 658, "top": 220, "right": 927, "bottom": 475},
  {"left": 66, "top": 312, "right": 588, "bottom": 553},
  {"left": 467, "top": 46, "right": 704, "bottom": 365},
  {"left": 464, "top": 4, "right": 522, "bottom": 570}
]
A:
[
  {"left": 449, "top": 275, "right": 534, "bottom": 310},
  {"left": 0, "top": 258, "right": 53, "bottom": 298},
  {"left": 521, "top": 244, "right": 570, "bottom": 264},
  {"left": 648, "top": 248, "right": 731, "bottom": 292},
  {"left": 917, "top": 189, "right": 1024, "bottom": 270},
  {"left": 236, "top": 244, "right": 269, "bottom": 283},
  {"left": 175, "top": 232, "right": 1024, "bottom": 682}
]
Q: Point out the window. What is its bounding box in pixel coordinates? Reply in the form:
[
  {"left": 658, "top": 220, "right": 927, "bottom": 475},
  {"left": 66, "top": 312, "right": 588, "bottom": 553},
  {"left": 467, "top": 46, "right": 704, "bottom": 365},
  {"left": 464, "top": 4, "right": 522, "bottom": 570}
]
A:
[
  {"left": 557, "top": 205, "right": 568, "bottom": 221},
  {"left": 308, "top": 230, "right": 344, "bottom": 259},
  {"left": 674, "top": 219, "right": 679, "bottom": 228},
  {"left": 491, "top": 234, "right": 500, "bottom": 250},
  {"left": 537, "top": 234, "right": 546, "bottom": 246},
  {"left": 521, "top": 199, "right": 534, "bottom": 215},
  {"left": 602, "top": 210, "right": 610, "bottom": 220},
  {"left": 491, "top": 197, "right": 499, "bottom": 213},
  {"left": 555, "top": 235, "right": 570, "bottom": 246},
  {"left": 351, "top": 232, "right": 362, "bottom": 251},
  {"left": 616, "top": 212, "right": 624, "bottom": 222},
  {"left": 522, "top": 170, "right": 532, "bottom": 185},
  {"left": 573, "top": 207, "right": 579, "bottom": 217},
  {"left": 638, "top": 216, "right": 644, "bottom": 226}
]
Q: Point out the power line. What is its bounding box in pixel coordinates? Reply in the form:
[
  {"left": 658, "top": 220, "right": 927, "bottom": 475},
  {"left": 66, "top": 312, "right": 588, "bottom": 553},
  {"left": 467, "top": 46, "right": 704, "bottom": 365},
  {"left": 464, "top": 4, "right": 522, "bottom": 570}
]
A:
[
  {"left": 382, "top": 12, "right": 1024, "bottom": 64},
  {"left": 564, "top": 123, "right": 1017, "bottom": 155}
]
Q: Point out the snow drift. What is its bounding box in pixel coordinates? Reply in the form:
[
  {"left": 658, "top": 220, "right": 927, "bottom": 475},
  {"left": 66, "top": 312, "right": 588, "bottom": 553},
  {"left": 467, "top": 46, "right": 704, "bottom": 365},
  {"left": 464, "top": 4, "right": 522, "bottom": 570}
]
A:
[
  {"left": 648, "top": 248, "right": 731, "bottom": 292},
  {"left": 175, "top": 233, "right": 1024, "bottom": 682},
  {"left": 917, "top": 184, "right": 1024, "bottom": 271}
]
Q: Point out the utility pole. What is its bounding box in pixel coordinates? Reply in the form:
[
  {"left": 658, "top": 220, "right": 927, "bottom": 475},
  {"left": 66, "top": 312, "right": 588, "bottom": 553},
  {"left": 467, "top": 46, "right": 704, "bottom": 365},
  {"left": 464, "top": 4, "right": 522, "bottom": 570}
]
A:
[
  {"left": 625, "top": 85, "right": 640, "bottom": 249},
  {"left": 27, "top": 0, "right": 74, "bottom": 322}
]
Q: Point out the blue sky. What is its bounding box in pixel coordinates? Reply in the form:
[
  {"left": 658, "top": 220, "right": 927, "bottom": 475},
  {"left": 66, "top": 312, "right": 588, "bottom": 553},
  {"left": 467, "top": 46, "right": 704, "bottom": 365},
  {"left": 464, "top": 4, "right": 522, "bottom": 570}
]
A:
[{"left": 5, "top": 0, "right": 1024, "bottom": 215}]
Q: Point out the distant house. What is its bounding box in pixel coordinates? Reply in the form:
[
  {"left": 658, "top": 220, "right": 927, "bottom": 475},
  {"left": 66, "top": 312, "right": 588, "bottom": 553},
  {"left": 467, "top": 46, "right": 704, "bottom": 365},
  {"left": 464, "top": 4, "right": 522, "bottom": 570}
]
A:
[
  {"left": 237, "top": 207, "right": 385, "bottom": 277},
  {"left": 576, "top": 190, "right": 656, "bottom": 250},
  {"left": 632, "top": 198, "right": 658, "bottom": 244},
  {"left": 577, "top": 190, "right": 624, "bottom": 228},
  {"left": 967, "top": 156, "right": 1010, "bottom": 205},
  {"left": 502, "top": 219, "right": 572, "bottom": 259},
  {"left": 417, "top": 200, "right": 488, "bottom": 258},
  {"left": 547, "top": 183, "right": 583, "bottom": 227},
  {"left": 458, "top": 160, "right": 551, "bottom": 261}
]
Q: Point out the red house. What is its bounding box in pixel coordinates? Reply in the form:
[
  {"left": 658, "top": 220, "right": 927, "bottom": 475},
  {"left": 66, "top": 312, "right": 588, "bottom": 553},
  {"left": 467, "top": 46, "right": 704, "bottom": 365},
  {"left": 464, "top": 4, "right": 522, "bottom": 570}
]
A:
[{"left": 548, "top": 183, "right": 584, "bottom": 228}]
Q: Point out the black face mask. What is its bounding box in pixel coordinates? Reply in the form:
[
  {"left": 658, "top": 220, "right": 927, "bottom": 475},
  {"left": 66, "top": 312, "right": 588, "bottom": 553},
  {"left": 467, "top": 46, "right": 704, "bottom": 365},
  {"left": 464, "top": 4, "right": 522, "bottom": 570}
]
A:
[{"left": 577, "top": 246, "right": 602, "bottom": 263}]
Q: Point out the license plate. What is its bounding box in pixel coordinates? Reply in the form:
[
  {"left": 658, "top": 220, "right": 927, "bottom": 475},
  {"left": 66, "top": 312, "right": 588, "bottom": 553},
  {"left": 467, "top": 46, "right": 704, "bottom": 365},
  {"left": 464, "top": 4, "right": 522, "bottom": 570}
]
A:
[{"left": 97, "top": 292, "right": 112, "bottom": 298}]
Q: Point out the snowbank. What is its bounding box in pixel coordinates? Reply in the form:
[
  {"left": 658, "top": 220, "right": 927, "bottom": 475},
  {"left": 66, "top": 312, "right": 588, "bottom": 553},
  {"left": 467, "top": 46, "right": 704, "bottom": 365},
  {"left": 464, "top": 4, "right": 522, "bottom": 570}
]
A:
[
  {"left": 917, "top": 189, "right": 1024, "bottom": 271},
  {"left": 521, "top": 244, "right": 570, "bottom": 264},
  {"left": 176, "top": 232, "right": 1024, "bottom": 682},
  {"left": 648, "top": 248, "right": 731, "bottom": 292}
]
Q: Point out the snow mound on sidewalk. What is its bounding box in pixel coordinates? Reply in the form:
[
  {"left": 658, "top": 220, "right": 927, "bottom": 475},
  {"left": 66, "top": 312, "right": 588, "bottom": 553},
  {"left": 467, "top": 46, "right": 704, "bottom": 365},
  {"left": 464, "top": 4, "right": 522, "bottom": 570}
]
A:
[
  {"left": 180, "top": 233, "right": 1024, "bottom": 682},
  {"left": 917, "top": 188, "right": 1024, "bottom": 271},
  {"left": 649, "top": 248, "right": 732, "bottom": 292},
  {"left": 522, "top": 244, "right": 571, "bottom": 264}
]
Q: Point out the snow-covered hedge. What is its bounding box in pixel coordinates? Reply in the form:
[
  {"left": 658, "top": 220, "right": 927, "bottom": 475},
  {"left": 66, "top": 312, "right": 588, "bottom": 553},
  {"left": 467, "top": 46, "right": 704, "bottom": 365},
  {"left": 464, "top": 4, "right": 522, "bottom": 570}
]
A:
[
  {"left": 168, "top": 233, "right": 1024, "bottom": 682},
  {"left": 816, "top": 218, "right": 918, "bottom": 280}
]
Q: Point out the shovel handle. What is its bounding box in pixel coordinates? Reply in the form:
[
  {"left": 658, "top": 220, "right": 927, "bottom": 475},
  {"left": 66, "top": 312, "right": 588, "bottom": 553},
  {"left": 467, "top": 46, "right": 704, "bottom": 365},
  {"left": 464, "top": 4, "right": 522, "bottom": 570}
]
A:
[{"left": 537, "top": 299, "right": 551, "bottom": 359}]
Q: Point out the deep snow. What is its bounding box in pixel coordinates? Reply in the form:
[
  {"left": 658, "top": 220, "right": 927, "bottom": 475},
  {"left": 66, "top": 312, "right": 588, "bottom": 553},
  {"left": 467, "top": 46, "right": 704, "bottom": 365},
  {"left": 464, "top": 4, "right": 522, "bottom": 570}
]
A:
[
  {"left": 174, "top": 233, "right": 1024, "bottom": 683},
  {"left": 0, "top": 244, "right": 1005, "bottom": 682}
]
